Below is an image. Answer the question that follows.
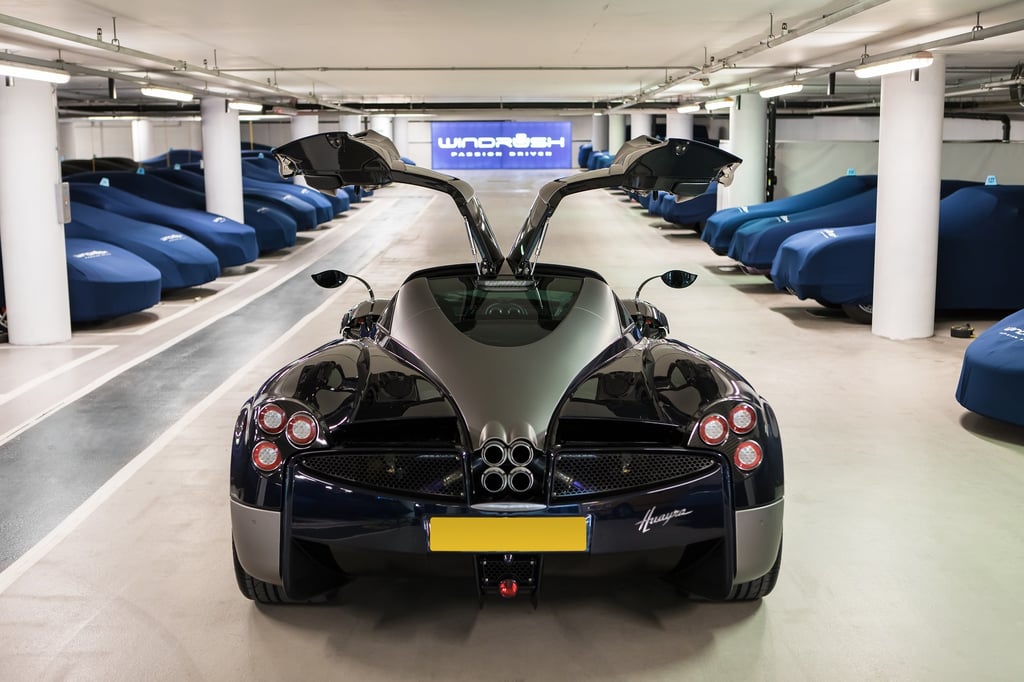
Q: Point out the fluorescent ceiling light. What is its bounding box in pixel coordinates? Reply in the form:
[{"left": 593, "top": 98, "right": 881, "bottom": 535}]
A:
[
  {"left": 855, "top": 51, "right": 933, "bottom": 79},
  {"left": 676, "top": 104, "right": 702, "bottom": 114},
  {"left": 229, "top": 100, "right": 263, "bottom": 112},
  {"left": 759, "top": 82, "right": 804, "bottom": 98},
  {"left": 0, "top": 61, "right": 70, "bottom": 84},
  {"left": 704, "top": 98, "right": 734, "bottom": 111},
  {"left": 140, "top": 86, "right": 194, "bottom": 102}
]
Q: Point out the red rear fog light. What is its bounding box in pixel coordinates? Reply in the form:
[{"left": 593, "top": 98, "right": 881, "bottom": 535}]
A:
[{"left": 498, "top": 578, "right": 518, "bottom": 599}]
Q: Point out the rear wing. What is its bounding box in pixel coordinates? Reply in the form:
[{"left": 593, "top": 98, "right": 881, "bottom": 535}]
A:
[{"left": 274, "top": 131, "right": 740, "bottom": 278}]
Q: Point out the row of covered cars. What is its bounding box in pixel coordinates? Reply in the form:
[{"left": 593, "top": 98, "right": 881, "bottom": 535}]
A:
[
  {"left": 687, "top": 171, "right": 1024, "bottom": 427},
  {"left": 1, "top": 143, "right": 370, "bottom": 325}
]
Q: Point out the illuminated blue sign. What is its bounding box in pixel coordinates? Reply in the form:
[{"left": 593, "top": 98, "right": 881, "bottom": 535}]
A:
[{"left": 431, "top": 121, "right": 572, "bottom": 169}]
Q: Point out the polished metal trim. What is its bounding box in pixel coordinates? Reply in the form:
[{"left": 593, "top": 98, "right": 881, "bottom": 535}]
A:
[
  {"left": 733, "top": 497, "right": 784, "bottom": 583},
  {"left": 481, "top": 466, "right": 507, "bottom": 493},
  {"left": 230, "top": 499, "right": 282, "bottom": 585},
  {"left": 471, "top": 502, "right": 548, "bottom": 512},
  {"left": 481, "top": 440, "right": 507, "bottom": 466},
  {"left": 507, "top": 466, "right": 535, "bottom": 493},
  {"left": 508, "top": 440, "right": 534, "bottom": 467}
]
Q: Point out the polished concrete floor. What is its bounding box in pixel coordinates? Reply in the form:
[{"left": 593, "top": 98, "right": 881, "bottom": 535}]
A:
[{"left": 1, "top": 172, "right": 1022, "bottom": 681}]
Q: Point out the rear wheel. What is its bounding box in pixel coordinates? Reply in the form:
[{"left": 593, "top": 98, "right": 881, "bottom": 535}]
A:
[
  {"left": 232, "top": 542, "right": 336, "bottom": 604},
  {"left": 842, "top": 303, "right": 873, "bottom": 324},
  {"left": 723, "top": 538, "right": 782, "bottom": 601}
]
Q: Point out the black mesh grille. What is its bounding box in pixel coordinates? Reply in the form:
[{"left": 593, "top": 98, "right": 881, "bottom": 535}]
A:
[
  {"left": 552, "top": 451, "right": 716, "bottom": 498},
  {"left": 477, "top": 554, "right": 540, "bottom": 591},
  {"left": 301, "top": 452, "right": 465, "bottom": 500}
]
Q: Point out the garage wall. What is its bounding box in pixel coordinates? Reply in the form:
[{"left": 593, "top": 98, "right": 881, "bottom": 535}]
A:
[
  {"left": 59, "top": 119, "right": 203, "bottom": 161},
  {"left": 775, "top": 140, "right": 1024, "bottom": 196}
]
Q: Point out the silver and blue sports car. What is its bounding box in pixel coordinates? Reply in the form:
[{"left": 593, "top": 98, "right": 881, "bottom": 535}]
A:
[{"left": 229, "top": 131, "right": 784, "bottom": 604}]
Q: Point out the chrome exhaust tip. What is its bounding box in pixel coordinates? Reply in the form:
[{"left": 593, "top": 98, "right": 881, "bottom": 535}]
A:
[
  {"left": 481, "top": 466, "right": 507, "bottom": 493},
  {"left": 507, "top": 466, "right": 534, "bottom": 493}
]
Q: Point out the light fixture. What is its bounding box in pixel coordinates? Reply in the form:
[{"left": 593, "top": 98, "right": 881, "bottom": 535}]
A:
[
  {"left": 140, "top": 86, "right": 194, "bottom": 102},
  {"left": 854, "top": 51, "right": 933, "bottom": 79},
  {"left": 703, "top": 97, "right": 734, "bottom": 111},
  {"left": 759, "top": 82, "right": 804, "bottom": 98},
  {"left": 228, "top": 100, "right": 263, "bottom": 112},
  {"left": 0, "top": 61, "right": 70, "bottom": 84},
  {"left": 676, "top": 103, "right": 701, "bottom": 114}
]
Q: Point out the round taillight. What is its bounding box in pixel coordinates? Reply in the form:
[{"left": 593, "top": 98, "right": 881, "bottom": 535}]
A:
[
  {"left": 734, "top": 440, "right": 763, "bottom": 471},
  {"left": 256, "top": 403, "right": 287, "bottom": 435},
  {"left": 729, "top": 403, "right": 757, "bottom": 435},
  {"left": 252, "top": 441, "right": 282, "bottom": 471},
  {"left": 499, "top": 578, "right": 518, "bottom": 599},
  {"left": 698, "top": 414, "right": 729, "bottom": 446},
  {"left": 286, "top": 412, "right": 318, "bottom": 447}
]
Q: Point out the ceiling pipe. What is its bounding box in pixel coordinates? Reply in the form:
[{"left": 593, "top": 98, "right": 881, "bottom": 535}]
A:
[
  {"left": 609, "top": 0, "right": 891, "bottom": 112},
  {"left": 0, "top": 13, "right": 297, "bottom": 99},
  {"left": 768, "top": 17, "right": 1024, "bottom": 93}
]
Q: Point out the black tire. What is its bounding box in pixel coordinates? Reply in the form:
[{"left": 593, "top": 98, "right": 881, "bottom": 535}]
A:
[
  {"left": 723, "top": 538, "right": 782, "bottom": 601},
  {"left": 232, "top": 542, "right": 335, "bottom": 604},
  {"left": 842, "top": 303, "right": 873, "bottom": 324}
]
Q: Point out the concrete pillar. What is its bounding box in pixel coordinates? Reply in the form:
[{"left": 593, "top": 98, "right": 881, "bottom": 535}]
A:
[
  {"left": 726, "top": 94, "right": 767, "bottom": 208},
  {"left": 131, "top": 119, "right": 156, "bottom": 162},
  {"left": 0, "top": 79, "right": 71, "bottom": 344},
  {"left": 872, "top": 55, "right": 946, "bottom": 340},
  {"left": 290, "top": 113, "right": 319, "bottom": 141},
  {"left": 591, "top": 114, "right": 609, "bottom": 150},
  {"left": 630, "top": 113, "right": 653, "bottom": 139},
  {"left": 200, "top": 97, "right": 245, "bottom": 223},
  {"left": 368, "top": 115, "right": 393, "bottom": 140},
  {"left": 608, "top": 114, "right": 627, "bottom": 154},
  {"left": 666, "top": 113, "right": 694, "bottom": 140},
  {"left": 57, "top": 120, "right": 76, "bottom": 160},
  {"left": 392, "top": 117, "right": 409, "bottom": 156},
  {"left": 338, "top": 114, "right": 362, "bottom": 133}
]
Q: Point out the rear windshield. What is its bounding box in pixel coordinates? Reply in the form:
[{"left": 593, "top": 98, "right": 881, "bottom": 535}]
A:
[{"left": 426, "top": 276, "right": 584, "bottom": 346}]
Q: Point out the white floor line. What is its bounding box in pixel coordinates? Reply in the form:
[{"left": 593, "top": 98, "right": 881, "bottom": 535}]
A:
[
  {"left": 0, "top": 198, "right": 391, "bottom": 448},
  {"left": 0, "top": 193, "right": 433, "bottom": 593},
  {"left": 0, "top": 281, "right": 355, "bottom": 596},
  {"left": 0, "top": 345, "right": 115, "bottom": 406},
  {"left": 71, "top": 269, "right": 272, "bottom": 338}
]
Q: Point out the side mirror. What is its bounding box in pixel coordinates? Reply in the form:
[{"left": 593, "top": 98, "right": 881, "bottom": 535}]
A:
[
  {"left": 634, "top": 269, "right": 698, "bottom": 300},
  {"left": 311, "top": 270, "right": 348, "bottom": 289},
  {"left": 661, "top": 270, "right": 697, "bottom": 289}
]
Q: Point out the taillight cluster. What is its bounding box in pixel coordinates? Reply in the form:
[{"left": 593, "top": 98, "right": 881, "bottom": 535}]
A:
[
  {"left": 251, "top": 402, "right": 320, "bottom": 472},
  {"left": 697, "top": 402, "right": 764, "bottom": 472}
]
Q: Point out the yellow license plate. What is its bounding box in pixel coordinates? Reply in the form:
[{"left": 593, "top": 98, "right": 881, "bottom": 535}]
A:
[{"left": 428, "top": 516, "right": 589, "bottom": 552}]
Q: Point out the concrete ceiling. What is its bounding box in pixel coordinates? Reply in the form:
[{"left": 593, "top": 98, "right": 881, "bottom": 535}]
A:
[{"left": 0, "top": 0, "right": 1022, "bottom": 116}]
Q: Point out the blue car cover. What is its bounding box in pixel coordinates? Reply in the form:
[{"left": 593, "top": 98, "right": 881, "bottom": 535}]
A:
[
  {"left": 66, "top": 171, "right": 297, "bottom": 253},
  {"left": 153, "top": 166, "right": 318, "bottom": 232},
  {"left": 658, "top": 183, "right": 719, "bottom": 227},
  {"left": 65, "top": 237, "right": 162, "bottom": 322},
  {"left": 956, "top": 309, "right": 1024, "bottom": 426},
  {"left": 771, "top": 185, "right": 1024, "bottom": 310},
  {"left": 730, "top": 180, "right": 978, "bottom": 271},
  {"left": 702, "top": 175, "right": 878, "bottom": 254},
  {"left": 68, "top": 183, "right": 258, "bottom": 268},
  {"left": 65, "top": 202, "right": 220, "bottom": 290}
]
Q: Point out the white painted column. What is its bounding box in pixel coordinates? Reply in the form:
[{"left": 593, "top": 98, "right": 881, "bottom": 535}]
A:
[
  {"left": 200, "top": 97, "right": 245, "bottom": 223},
  {"left": 392, "top": 117, "right": 409, "bottom": 156},
  {"left": 57, "top": 120, "right": 77, "bottom": 160},
  {"left": 131, "top": 118, "right": 156, "bottom": 161},
  {"left": 591, "top": 113, "right": 609, "bottom": 150},
  {"left": 290, "top": 113, "right": 319, "bottom": 141},
  {"left": 629, "top": 113, "right": 653, "bottom": 139},
  {"left": 666, "top": 112, "right": 694, "bottom": 140},
  {"left": 338, "top": 114, "right": 362, "bottom": 133},
  {"left": 725, "top": 94, "right": 767, "bottom": 208},
  {"left": 368, "top": 115, "right": 393, "bottom": 140},
  {"left": 608, "top": 114, "right": 627, "bottom": 154},
  {"left": 872, "top": 55, "right": 946, "bottom": 340},
  {"left": 0, "top": 79, "right": 71, "bottom": 344}
]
